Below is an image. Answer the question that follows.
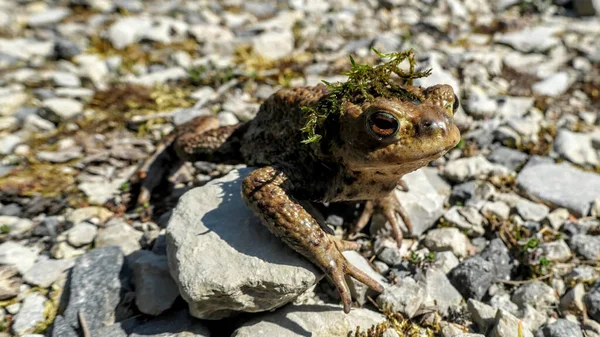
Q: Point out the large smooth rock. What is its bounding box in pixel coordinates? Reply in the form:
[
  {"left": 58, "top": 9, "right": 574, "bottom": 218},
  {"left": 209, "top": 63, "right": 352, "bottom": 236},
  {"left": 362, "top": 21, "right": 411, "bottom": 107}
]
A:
[
  {"left": 231, "top": 304, "right": 385, "bottom": 337},
  {"left": 62, "top": 246, "right": 128, "bottom": 332},
  {"left": 517, "top": 157, "right": 600, "bottom": 217},
  {"left": 167, "top": 168, "right": 322, "bottom": 320}
]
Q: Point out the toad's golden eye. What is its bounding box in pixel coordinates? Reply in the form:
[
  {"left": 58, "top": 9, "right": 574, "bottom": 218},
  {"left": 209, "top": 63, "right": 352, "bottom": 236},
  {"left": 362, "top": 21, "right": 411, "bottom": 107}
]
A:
[{"left": 367, "top": 111, "right": 399, "bottom": 139}]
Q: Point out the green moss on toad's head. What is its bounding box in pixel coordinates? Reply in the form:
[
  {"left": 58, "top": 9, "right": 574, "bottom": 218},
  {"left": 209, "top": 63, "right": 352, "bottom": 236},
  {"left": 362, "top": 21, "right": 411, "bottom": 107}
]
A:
[{"left": 301, "top": 48, "right": 431, "bottom": 144}]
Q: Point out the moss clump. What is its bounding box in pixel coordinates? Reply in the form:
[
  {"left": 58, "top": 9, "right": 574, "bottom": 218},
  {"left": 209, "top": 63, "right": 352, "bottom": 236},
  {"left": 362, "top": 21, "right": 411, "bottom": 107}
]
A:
[
  {"left": 301, "top": 49, "right": 431, "bottom": 143},
  {"left": 349, "top": 307, "right": 436, "bottom": 337}
]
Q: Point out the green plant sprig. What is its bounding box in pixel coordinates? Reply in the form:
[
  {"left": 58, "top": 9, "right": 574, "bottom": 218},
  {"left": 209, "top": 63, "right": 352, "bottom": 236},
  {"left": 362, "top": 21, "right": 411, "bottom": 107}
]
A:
[{"left": 301, "top": 48, "right": 432, "bottom": 144}]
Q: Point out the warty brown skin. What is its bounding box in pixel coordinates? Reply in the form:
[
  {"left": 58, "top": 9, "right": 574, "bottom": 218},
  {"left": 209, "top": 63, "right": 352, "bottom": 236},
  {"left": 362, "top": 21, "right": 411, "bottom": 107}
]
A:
[{"left": 139, "top": 83, "right": 460, "bottom": 313}]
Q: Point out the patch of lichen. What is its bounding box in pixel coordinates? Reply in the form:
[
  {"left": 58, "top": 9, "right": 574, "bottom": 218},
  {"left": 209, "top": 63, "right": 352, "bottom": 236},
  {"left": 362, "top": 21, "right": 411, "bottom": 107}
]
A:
[
  {"left": 232, "top": 44, "right": 313, "bottom": 87},
  {"left": 33, "top": 285, "right": 61, "bottom": 334},
  {"left": 1, "top": 84, "right": 193, "bottom": 203},
  {"left": 0, "top": 160, "right": 83, "bottom": 202},
  {"left": 301, "top": 49, "right": 431, "bottom": 143},
  {"left": 348, "top": 307, "right": 436, "bottom": 337},
  {"left": 88, "top": 35, "right": 201, "bottom": 70}
]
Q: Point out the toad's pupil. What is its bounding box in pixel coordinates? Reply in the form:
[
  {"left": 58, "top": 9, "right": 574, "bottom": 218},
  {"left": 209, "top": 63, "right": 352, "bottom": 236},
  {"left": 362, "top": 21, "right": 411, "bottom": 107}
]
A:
[{"left": 369, "top": 112, "right": 398, "bottom": 136}]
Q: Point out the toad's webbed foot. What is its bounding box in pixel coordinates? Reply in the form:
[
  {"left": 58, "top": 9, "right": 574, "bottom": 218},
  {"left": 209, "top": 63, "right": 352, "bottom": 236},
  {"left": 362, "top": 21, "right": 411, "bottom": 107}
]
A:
[
  {"left": 242, "top": 166, "right": 384, "bottom": 313},
  {"left": 350, "top": 180, "right": 413, "bottom": 247}
]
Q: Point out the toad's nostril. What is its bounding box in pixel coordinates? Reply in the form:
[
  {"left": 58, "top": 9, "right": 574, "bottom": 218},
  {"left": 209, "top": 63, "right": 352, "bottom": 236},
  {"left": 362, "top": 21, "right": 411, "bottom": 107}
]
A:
[{"left": 421, "top": 118, "right": 447, "bottom": 135}]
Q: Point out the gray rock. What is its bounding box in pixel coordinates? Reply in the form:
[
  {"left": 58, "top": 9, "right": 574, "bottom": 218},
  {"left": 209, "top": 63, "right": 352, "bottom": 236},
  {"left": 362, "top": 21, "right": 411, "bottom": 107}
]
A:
[
  {"left": 376, "top": 278, "right": 424, "bottom": 318},
  {"left": 511, "top": 281, "right": 558, "bottom": 312},
  {"left": 540, "top": 240, "right": 572, "bottom": 262},
  {"left": 0, "top": 241, "right": 39, "bottom": 274},
  {"left": 36, "top": 148, "right": 83, "bottom": 163},
  {"left": 585, "top": 280, "right": 600, "bottom": 322},
  {"left": 554, "top": 129, "right": 599, "bottom": 166},
  {"left": 343, "top": 251, "right": 387, "bottom": 306},
  {"left": 377, "top": 247, "right": 403, "bottom": 266},
  {"left": 22, "top": 258, "right": 74, "bottom": 288},
  {"left": 482, "top": 201, "right": 511, "bottom": 221},
  {"left": 12, "top": 293, "right": 46, "bottom": 336},
  {"left": 423, "top": 227, "right": 470, "bottom": 257},
  {"left": 489, "top": 294, "right": 520, "bottom": 316},
  {"left": 167, "top": 168, "right": 322, "bottom": 319},
  {"left": 559, "top": 283, "right": 585, "bottom": 314},
  {"left": 480, "top": 238, "right": 513, "bottom": 280},
  {"left": 521, "top": 304, "right": 547, "bottom": 332},
  {"left": 55, "top": 38, "right": 82, "bottom": 60},
  {"left": 66, "top": 206, "right": 113, "bottom": 225},
  {"left": 232, "top": 304, "right": 385, "bottom": 337},
  {"left": 51, "top": 315, "right": 78, "bottom": 337},
  {"left": 95, "top": 221, "right": 142, "bottom": 255},
  {"left": 63, "top": 246, "right": 127, "bottom": 332},
  {"left": 26, "top": 8, "right": 70, "bottom": 27},
  {"left": 391, "top": 168, "right": 450, "bottom": 236},
  {"left": 252, "top": 29, "right": 295, "bottom": 59},
  {"left": 546, "top": 208, "right": 570, "bottom": 230},
  {"left": 517, "top": 158, "right": 600, "bottom": 217},
  {"left": 51, "top": 71, "right": 81, "bottom": 88},
  {"left": 92, "top": 310, "right": 209, "bottom": 337},
  {"left": 0, "top": 216, "right": 34, "bottom": 235},
  {"left": 468, "top": 299, "right": 498, "bottom": 332},
  {"left": 42, "top": 97, "right": 83, "bottom": 121},
  {"left": 489, "top": 309, "right": 534, "bottom": 337},
  {"left": 432, "top": 251, "right": 460, "bottom": 274},
  {"left": 535, "top": 319, "right": 584, "bottom": 337},
  {"left": 125, "top": 67, "right": 187, "bottom": 86},
  {"left": 495, "top": 25, "right": 562, "bottom": 53},
  {"left": 0, "top": 266, "right": 21, "bottom": 300},
  {"left": 570, "top": 234, "right": 600, "bottom": 260},
  {"left": 133, "top": 251, "right": 179, "bottom": 316},
  {"left": 516, "top": 199, "right": 550, "bottom": 222},
  {"left": 108, "top": 17, "right": 152, "bottom": 50},
  {"left": 449, "top": 255, "right": 495, "bottom": 300},
  {"left": 0, "top": 134, "right": 22, "bottom": 155},
  {"left": 444, "top": 205, "right": 487, "bottom": 237},
  {"left": 444, "top": 156, "right": 510, "bottom": 183},
  {"left": 532, "top": 72, "right": 572, "bottom": 97},
  {"left": 416, "top": 268, "right": 463, "bottom": 316},
  {"left": 65, "top": 222, "right": 97, "bottom": 247},
  {"left": 488, "top": 146, "right": 528, "bottom": 171}
]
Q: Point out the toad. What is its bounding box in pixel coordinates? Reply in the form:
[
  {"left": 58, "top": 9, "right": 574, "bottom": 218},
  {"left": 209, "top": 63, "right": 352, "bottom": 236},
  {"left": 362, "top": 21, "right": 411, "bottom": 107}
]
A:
[{"left": 137, "top": 50, "right": 460, "bottom": 313}]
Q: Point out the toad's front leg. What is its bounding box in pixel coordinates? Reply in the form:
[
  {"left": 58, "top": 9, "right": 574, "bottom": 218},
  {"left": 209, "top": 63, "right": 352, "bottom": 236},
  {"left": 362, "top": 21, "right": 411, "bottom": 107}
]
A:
[{"left": 242, "top": 166, "right": 384, "bottom": 313}]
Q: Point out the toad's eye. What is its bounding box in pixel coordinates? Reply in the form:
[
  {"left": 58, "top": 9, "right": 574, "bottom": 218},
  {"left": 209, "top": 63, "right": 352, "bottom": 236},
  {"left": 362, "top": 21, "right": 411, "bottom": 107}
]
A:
[
  {"left": 453, "top": 94, "right": 460, "bottom": 113},
  {"left": 367, "top": 111, "right": 399, "bottom": 139}
]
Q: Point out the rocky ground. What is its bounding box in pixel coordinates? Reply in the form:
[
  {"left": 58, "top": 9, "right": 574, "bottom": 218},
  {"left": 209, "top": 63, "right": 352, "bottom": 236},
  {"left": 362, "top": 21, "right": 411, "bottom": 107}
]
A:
[{"left": 0, "top": 0, "right": 599, "bottom": 336}]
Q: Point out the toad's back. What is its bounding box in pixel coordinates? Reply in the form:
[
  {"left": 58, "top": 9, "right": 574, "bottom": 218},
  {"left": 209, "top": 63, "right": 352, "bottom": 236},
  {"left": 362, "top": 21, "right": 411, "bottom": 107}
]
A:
[{"left": 240, "top": 84, "right": 329, "bottom": 171}]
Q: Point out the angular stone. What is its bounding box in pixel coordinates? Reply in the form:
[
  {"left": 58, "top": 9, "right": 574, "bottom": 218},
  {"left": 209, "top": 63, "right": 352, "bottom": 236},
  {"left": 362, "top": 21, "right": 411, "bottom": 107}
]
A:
[
  {"left": 392, "top": 168, "right": 450, "bottom": 236},
  {"left": 22, "top": 258, "right": 74, "bottom": 288},
  {"left": 416, "top": 268, "right": 463, "bottom": 316},
  {"left": 133, "top": 251, "right": 179, "bottom": 316},
  {"left": 95, "top": 222, "right": 142, "bottom": 255},
  {"left": 511, "top": 281, "right": 558, "bottom": 312},
  {"left": 516, "top": 199, "right": 549, "bottom": 222},
  {"left": 423, "top": 227, "right": 470, "bottom": 257},
  {"left": 63, "top": 246, "right": 127, "bottom": 332},
  {"left": 232, "top": 304, "right": 385, "bottom": 337},
  {"left": 517, "top": 158, "right": 600, "bottom": 217},
  {"left": 449, "top": 256, "right": 495, "bottom": 300},
  {"left": 489, "top": 309, "right": 533, "bottom": 337},
  {"left": 167, "top": 168, "right": 321, "bottom": 319},
  {"left": 12, "top": 293, "right": 46, "bottom": 336},
  {"left": 444, "top": 156, "right": 510, "bottom": 183},
  {"left": 570, "top": 234, "right": 600, "bottom": 260},
  {"left": 0, "top": 266, "right": 21, "bottom": 300},
  {"left": 376, "top": 278, "right": 424, "bottom": 318},
  {"left": 0, "top": 241, "right": 39, "bottom": 274},
  {"left": 535, "top": 319, "right": 584, "bottom": 337},
  {"left": 342, "top": 251, "right": 387, "bottom": 306}
]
